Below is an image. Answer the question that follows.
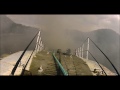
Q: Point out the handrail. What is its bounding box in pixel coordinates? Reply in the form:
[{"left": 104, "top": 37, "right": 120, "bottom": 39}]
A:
[
  {"left": 76, "top": 37, "right": 119, "bottom": 75},
  {"left": 81, "top": 50, "right": 107, "bottom": 76},
  {"left": 88, "top": 37, "right": 119, "bottom": 75},
  {"left": 52, "top": 53, "right": 68, "bottom": 76},
  {"left": 87, "top": 50, "right": 107, "bottom": 76},
  {"left": 21, "top": 46, "right": 36, "bottom": 75},
  {"left": 10, "top": 31, "right": 39, "bottom": 75}
]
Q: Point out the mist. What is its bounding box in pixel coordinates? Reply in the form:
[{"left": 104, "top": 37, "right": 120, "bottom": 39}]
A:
[
  {"left": 7, "top": 15, "right": 120, "bottom": 33},
  {"left": 7, "top": 15, "right": 119, "bottom": 51},
  {"left": 0, "top": 15, "right": 38, "bottom": 57},
  {"left": 1, "top": 15, "right": 120, "bottom": 73}
]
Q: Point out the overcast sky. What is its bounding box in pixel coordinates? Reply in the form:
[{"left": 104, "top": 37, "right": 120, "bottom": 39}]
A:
[{"left": 7, "top": 15, "right": 120, "bottom": 34}]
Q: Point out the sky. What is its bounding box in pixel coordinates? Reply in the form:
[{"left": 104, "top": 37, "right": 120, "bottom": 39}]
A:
[{"left": 7, "top": 15, "right": 120, "bottom": 34}]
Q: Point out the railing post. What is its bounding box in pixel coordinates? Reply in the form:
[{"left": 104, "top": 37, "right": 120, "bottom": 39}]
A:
[
  {"left": 77, "top": 48, "right": 79, "bottom": 58},
  {"left": 77, "top": 48, "right": 79, "bottom": 57},
  {"left": 37, "top": 38, "right": 41, "bottom": 52},
  {"left": 82, "top": 44, "right": 84, "bottom": 58},
  {"left": 38, "top": 37, "right": 41, "bottom": 51},
  {"left": 35, "top": 31, "right": 41, "bottom": 53},
  {"left": 37, "top": 40, "right": 40, "bottom": 53},
  {"left": 86, "top": 38, "right": 89, "bottom": 60},
  {"left": 78, "top": 48, "right": 81, "bottom": 58},
  {"left": 80, "top": 47, "right": 81, "bottom": 58}
]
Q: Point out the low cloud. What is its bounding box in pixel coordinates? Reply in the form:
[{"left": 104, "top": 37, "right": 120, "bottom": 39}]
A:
[{"left": 7, "top": 15, "right": 119, "bottom": 34}]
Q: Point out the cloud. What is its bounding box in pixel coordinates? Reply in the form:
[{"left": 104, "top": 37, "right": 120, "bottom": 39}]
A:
[
  {"left": 7, "top": 15, "right": 119, "bottom": 34},
  {"left": 93, "top": 15, "right": 119, "bottom": 33}
]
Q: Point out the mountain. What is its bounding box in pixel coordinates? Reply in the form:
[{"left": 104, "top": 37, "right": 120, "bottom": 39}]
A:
[
  {"left": 0, "top": 15, "right": 119, "bottom": 73},
  {"left": 86, "top": 29, "right": 119, "bottom": 73},
  {"left": 0, "top": 15, "right": 39, "bottom": 57},
  {"left": 41, "top": 29, "right": 120, "bottom": 73}
]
